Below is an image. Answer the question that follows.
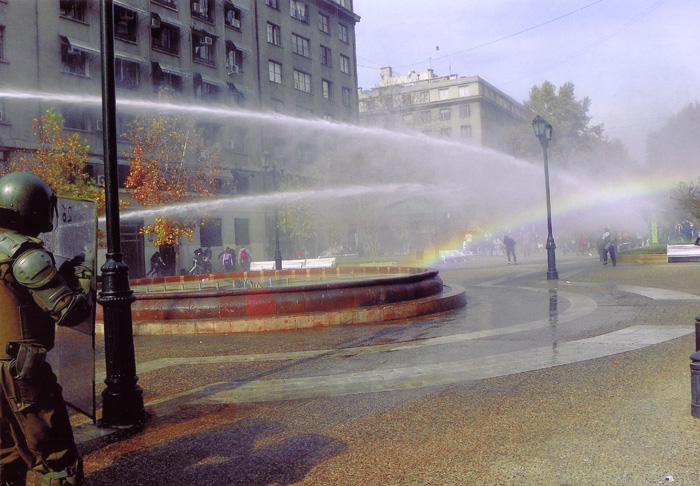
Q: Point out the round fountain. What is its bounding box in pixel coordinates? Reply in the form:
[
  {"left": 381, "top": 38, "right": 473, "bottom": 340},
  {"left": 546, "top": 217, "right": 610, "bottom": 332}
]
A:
[{"left": 94, "top": 266, "right": 466, "bottom": 335}]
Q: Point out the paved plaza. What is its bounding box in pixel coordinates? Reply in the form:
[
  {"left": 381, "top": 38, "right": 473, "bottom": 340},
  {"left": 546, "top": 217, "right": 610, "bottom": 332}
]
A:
[{"left": 67, "top": 254, "right": 700, "bottom": 485}]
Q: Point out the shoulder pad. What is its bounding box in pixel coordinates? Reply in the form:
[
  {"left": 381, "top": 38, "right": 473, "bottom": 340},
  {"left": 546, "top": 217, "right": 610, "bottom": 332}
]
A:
[
  {"left": 12, "top": 248, "right": 57, "bottom": 288},
  {"left": 0, "top": 230, "right": 42, "bottom": 260}
]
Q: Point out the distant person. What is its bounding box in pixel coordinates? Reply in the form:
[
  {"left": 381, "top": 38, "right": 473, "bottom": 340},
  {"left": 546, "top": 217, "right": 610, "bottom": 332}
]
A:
[
  {"left": 503, "top": 234, "right": 517, "bottom": 264},
  {"left": 202, "top": 247, "right": 213, "bottom": 273},
  {"left": 238, "top": 246, "right": 251, "bottom": 271},
  {"left": 682, "top": 220, "right": 695, "bottom": 243},
  {"left": 220, "top": 247, "right": 236, "bottom": 272},
  {"left": 602, "top": 228, "right": 616, "bottom": 266},
  {"left": 147, "top": 251, "right": 165, "bottom": 277},
  {"left": 189, "top": 248, "right": 204, "bottom": 275}
]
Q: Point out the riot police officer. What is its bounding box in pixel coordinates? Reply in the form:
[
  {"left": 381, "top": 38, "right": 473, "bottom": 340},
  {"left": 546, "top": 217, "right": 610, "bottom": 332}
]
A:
[{"left": 0, "top": 172, "right": 92, "bottom": 486}]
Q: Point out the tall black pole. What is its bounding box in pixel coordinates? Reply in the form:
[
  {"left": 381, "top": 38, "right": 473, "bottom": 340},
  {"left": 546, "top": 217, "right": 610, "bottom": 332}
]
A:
[
  {"left": 273, "top": 169, "right": 282, "bottom": 270},
  {"left": 540, "top": 137, "right": 559, "bottom": 280},
  {"left": 98, "top": 0, "right": 145, "bottom": 426}
]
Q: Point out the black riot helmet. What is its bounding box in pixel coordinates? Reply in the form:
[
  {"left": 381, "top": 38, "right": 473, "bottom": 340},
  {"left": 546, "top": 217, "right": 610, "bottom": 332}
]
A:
[{"left": 0, "top": 172, "right": 57, "bottom": 236}]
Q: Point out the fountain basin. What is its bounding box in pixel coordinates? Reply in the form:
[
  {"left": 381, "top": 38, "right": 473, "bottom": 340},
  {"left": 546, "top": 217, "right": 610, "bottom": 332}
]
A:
[{"left": 95, "top": 266, "right": 466, "bottom": 335}]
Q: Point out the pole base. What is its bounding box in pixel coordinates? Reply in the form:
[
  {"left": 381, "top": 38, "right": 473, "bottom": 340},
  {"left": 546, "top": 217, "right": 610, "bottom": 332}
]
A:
[{"left": 101, "top": 385, "right": 145, "bottom": 426}]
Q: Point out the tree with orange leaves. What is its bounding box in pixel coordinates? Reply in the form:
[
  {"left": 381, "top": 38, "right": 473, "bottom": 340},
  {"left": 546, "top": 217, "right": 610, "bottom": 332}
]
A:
[
  {"left": 123, "top": 114, "right": 225, "bottom": 275},
  {"left": 5, "top": 109, "right": 106, "bottom": 213}
]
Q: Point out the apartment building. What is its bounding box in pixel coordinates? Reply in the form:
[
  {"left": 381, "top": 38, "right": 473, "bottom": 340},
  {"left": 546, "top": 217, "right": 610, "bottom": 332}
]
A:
[
  {"left": 0, "top": 0, "right": 360, "bottom": 276},
  {"left": 359, "top": 67, "right": 526, "bottom": 155}
]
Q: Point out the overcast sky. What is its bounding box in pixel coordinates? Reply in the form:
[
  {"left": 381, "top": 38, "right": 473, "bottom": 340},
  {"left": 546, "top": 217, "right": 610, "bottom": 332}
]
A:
[{"left": 352, "top": 0, "right": 700, "bottom": 162}]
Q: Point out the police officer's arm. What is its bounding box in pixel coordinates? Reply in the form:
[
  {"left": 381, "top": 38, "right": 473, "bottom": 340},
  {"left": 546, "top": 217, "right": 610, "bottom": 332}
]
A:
[{"left": 12, "top": 248, "right": 92, "bottom": 327}]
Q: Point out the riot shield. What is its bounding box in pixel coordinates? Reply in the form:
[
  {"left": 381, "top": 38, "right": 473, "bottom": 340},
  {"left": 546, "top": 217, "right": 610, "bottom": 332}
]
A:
[{"left": 42, "top": 197, "right": 97, "bottom": 421}]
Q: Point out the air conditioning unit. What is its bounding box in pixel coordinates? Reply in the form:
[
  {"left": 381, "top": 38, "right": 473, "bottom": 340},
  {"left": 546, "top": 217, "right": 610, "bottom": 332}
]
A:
[
  {"left": 227, "top": 65, "right": 239, "bottom": 75},
  {"left": 94, "top": 120, "right": 104, "bottom": 131},
  {"left": 120, "top": 10, "right": 135, "bottom": 20},
  {"left": 203, "top": 36, "right": 213, "bottom": 45},
  {"left": 232, "top": 18, "right": 241, "bottom": 28},
  {"left": 224, "top": 140, "right": 236, "bottom": 149},
  {"left": 192, "top": 2, "right": 200, "bottom": 12},
  {"left": 67, "top": 47, "right": 79, "bottom": 55},
  {"left": 150, "top": 17, "right": 161, "bottom": 28}
]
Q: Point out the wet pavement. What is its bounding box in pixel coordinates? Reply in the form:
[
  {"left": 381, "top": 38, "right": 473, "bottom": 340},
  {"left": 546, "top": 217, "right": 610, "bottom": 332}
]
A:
[{"left": 62, "top": 254, "right": 700, "bottom": 485}]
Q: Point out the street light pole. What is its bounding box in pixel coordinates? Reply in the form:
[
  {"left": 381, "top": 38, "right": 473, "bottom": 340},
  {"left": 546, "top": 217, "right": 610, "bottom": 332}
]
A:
[
  {"left": 533, "top": 115, "right": 559, "bottom": 280},
  {"left": 263, "top": 153, "right": 283, "bottom": 271},
  {"left": 98, "top": 0, "right": 144, "bottom": 426}
]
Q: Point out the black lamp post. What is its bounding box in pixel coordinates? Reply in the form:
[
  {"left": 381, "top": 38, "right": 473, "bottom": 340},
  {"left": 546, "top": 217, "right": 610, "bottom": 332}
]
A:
[
  {"left": 263, "top": 153, "right": 283, "bottom": 270},
  {"left": 532, "top": 115, "right": 559, "bottom": 280},
  {"left": 98, "top": 0, "right": 144, "bottom": 426}
]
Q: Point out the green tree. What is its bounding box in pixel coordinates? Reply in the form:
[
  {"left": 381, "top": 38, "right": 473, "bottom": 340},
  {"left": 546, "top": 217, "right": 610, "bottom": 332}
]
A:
[{"left": 513, "top": 81, "right": 631, "bottom": 170}]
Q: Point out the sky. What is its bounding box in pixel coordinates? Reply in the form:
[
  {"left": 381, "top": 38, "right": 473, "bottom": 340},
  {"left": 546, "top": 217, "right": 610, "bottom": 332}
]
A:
[{"left": 352, "top": 0, "right": 700, "bottom": 162}]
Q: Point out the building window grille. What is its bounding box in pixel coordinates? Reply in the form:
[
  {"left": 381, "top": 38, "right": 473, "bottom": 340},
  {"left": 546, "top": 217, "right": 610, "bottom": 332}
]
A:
[
  {"left": 115, "top": 58, "right": 140, "bottom": 89},
  {"left": 460, "top": 104, "right": 471, "bottom": 118},
  {"left": 439, "top": 108, "right": 451, "bottom": 121},
  {"left": 191, "top": 0, "right": 212, "bottom": 21},
  {"left": 291, "top": 34, "right": 310, "bottom": 58},
  {"left": 114, "top": 6, "right": 138, "bottom": 42},
  {"left": 269, "top": 60, "right": 282, "bottom": 84},
  {"left": 60, "top": 0, "right": 88, "bottom": 22},
  {"left": 267, "top": 23, "right": 281, "bottom": 46},
  {"left": 226, "top": 43, "right": 243, "bottom": 74},
  {"left": 224, "top": 4, "right": 242, "bottom": 29},
  {"left": 293, "top": 70, "right": 311, "bottom": 93},
  {"left": 62, "top": 108, "right": 89, "bottom": 131},
  {"left": 151, "top": 21, "right": 180, "bottom": 55},
  {"left": 60, "top": 42, "right": 89, "bottom": 76},
  {"left": 318, "top": 13, "right": 330, "bottom": 33},
  {"left": 290, "top": 1, "right": 307, "bottom": 22},
  {"left": 342, "top": 87, "right": 351, "bottom": 107},
  {"left": 340, "top": 54, "right": 350, "bottom": 74},
  {"left": 266, "top": 0, "right": 278, "bottom": 9},
  {"left": 322, "top": 79, "right": 332, "bottom": 100},
  {"left": 439, "top": 88, "right": 449, "bottom": 100},
  {"left": 461, "top": 125, "right": 472, "bottom": 138},
  {"left": 338, "top": 23, "right": 349, "bottom": 43},
  {"left": 193, "top": 31, "right": 216, "bottom": 66},
  {"left": 320, "top": 45, "right": 332, "bottom": 67}
]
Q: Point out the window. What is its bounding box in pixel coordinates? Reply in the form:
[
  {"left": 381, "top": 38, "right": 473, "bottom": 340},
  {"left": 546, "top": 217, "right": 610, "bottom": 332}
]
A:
[
  {"left": 60, "top": 0, "right": 88, "bottom": 22},
  {"left": 439, "top": 88, "right": 449, "bottom": 100},
  {"left": 293, "top": 70, "right": 311, "bottom": 93},
  {"left": 191, "top": 0, "right": 212, "bottom": 21},
  {"left": 415, "top": 91, "right": 430, "bottom": 103},
  {"left": 224, "top": 4, "right": 242, "bottom": 29},
  {"left": 318, "top": 13, "right": 330, "bottom": 33},
  {"left": 0, "top": 100, "right": 6, "bottom": 123},
  {"left": 338, "top": 23, "right": 349, "bottom": 43},
  {"left": 226, "top": 42, "right": 243, "bottom": 74},
  {"left": 460, "top": 104, "right": 471, "bottom": 118},
  {"left": 340, "top": 54, "right": 350, "bottom": 75},
  {"left": 458, "top": 85, "right": 469, "bottom": 97},
  {"left": 266, "top": 0, "right": 278, "bottom": 9},
  {"left": 268, "top": 60, "right": 282, "bottom": 84},
  {"left": 200, "top": 218, "right": 222, "bottom": 247},
  {"left": 194, "top": 79, "right": 220, "bottom": 101},
  {"left": 152, "top": 0, "right": 177, "bottom": 8},
  {"left": 320, "top": 45, "right": 331, "bottom": 67},
  {"left": 420, "top": 111, "right": 431, "bottom": 123},
  {"left": 402, "top": 113, "right": 413, "bottom": 124},
  {"left": 115, "top": 58, "right": 140, "bottom": 89},
  {"left": 322, "top": 79, "right": 332, "bottom": 100},
  {"left": 151, "top": 20, "right": 180, "bottom": 55},
  {"left": 61, "top": 42, "right": 89, "bottom": 76},
  {"left": 267, "top": 23, "right": 281, "bottom": 46},
  {"left": 153, "top": 67, "right": 183, "bottom": 93},
  {"left": 342, "top": 87, "right": 351, "bottom": 107},
  {"left": 114, "top": 6, "right": 138, "bottom": 42},
  {"left": 271, "top": 98, "right": 284, "bottom": 112},
  {"left": 63, "top": 108, "right": 89, "bottom": 131},
  {"left": 291, "top": 34, "right": 310, "bottom": 58},
  {"left": 439, "top": 108, "right": 450, "bottom": 121},
  {"left": 192, "top": 31, "right": 216, "bottom": 66},
  {"left": 290, "top": 1, "right": 307, "bottom": 22},
  {"left": 0, "top": 26, "right": 4, "bottom": 60},
  {"left": 439, "top": 128, "right": 451, "bottom": 137},
  {"left": 460, "top": 125, "right": 472, "bottom": 138},
  {"left": 234, "top": 218, "right": 250, "bottom": 246}
]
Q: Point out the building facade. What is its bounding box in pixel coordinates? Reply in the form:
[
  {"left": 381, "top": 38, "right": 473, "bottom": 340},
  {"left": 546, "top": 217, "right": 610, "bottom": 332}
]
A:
[
  {"left": 359, "top": 67, "right": 526, "bottom": 155},
  {"left": 0, "top": 0, "right": 360, "bottom": 276}
]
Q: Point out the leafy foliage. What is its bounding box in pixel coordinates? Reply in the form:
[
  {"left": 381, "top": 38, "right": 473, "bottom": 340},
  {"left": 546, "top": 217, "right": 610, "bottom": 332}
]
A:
[
  {"left": 123, "top": 115, "right": 224, "bottom": 247},
  {"left": 5, "top": 109, "right": 106, "bottom": 212}
]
